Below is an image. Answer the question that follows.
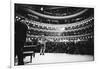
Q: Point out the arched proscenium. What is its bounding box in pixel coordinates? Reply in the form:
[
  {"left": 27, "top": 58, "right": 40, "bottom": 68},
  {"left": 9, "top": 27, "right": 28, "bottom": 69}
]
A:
[{"left": 26, "top": 8, "right": 88, "bottom": 19}]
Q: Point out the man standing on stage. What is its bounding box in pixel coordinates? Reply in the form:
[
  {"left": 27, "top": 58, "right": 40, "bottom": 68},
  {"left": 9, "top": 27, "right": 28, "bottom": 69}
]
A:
[{"left": 39, "top": 35, "right": 47, "bottom": 55}]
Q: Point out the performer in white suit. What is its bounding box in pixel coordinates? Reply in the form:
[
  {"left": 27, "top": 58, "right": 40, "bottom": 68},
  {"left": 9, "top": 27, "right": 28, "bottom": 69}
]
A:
[{"left": 38, "top": 35, "right": 47, "bottom": 55}]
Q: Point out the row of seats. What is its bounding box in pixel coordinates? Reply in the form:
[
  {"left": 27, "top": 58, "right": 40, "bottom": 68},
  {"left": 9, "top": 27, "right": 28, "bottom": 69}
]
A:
[
  {"left": 26, "top": 17, "right": 93, "bottom": 31},
  {"left": 26, "top": 33, "right": 93, "bottom": 42},
  {"left": 27, "top": 25, "right": 93, "bottom": 36}
]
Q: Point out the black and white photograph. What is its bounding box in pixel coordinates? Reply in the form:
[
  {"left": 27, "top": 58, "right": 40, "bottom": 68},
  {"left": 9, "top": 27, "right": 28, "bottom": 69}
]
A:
[{"left": 14, "top": 3, "right": 94, "bottom": 66}]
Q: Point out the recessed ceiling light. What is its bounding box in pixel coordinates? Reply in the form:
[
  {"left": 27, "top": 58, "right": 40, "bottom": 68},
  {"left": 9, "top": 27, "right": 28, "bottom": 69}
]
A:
[{"left": 41, "top": 7, "right": 43, "bottom": 11}]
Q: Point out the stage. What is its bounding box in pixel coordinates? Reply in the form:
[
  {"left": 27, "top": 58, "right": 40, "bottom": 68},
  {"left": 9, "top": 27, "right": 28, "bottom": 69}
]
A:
[{"left": 22, "top": 53, "right": 94, "bottom": 65}]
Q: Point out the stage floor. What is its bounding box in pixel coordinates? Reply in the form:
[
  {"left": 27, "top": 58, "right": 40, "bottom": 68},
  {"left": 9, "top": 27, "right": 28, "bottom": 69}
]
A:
[{"left": 22, "top": 53, "right": 94, "bottom": 65}]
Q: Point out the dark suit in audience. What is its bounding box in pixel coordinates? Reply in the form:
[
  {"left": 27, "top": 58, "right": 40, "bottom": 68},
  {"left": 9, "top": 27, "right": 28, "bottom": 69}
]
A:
[{"left": 15, "top": 21, "right": 28, "bottom": 65}]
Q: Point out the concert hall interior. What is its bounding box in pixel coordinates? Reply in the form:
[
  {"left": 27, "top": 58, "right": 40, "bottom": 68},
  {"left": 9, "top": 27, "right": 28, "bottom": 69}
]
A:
[{"left": 14, "top": 3, "right": 94, "bottom": 65}]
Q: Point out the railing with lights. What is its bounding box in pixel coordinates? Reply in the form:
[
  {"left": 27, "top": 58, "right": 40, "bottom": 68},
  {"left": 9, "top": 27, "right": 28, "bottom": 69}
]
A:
[{"left": 26, "top": 33, "right": 93, "bottom": 42}]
